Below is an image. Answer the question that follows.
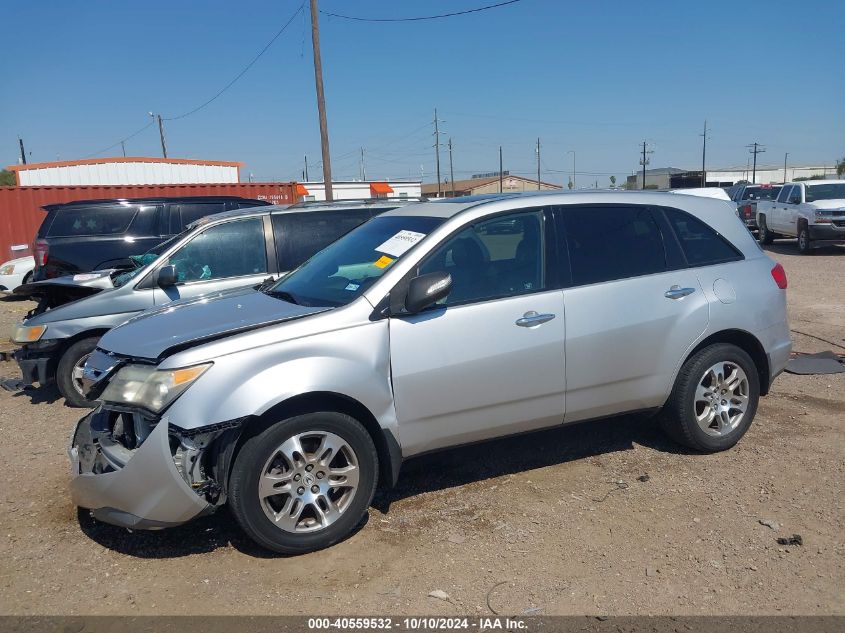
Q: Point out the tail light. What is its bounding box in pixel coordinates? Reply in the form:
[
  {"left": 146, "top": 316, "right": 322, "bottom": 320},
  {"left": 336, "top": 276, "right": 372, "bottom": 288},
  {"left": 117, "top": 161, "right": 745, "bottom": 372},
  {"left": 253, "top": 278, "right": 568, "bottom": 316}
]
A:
[
  {"left": 743, "top": 204, "right": 753, "bottom": 217},
  {"left": 34, "top": 238, "right": 48, "bottom": 267},
  {"left": 771, "top": 263, "right": 787, "bottom": 289}
]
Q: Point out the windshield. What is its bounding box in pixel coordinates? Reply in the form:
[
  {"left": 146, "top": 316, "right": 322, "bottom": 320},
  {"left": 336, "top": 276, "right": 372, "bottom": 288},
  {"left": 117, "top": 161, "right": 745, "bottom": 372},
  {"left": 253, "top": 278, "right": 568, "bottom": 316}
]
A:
[
  {"left": 805, "top": 183, "right": 845, "bottom": 203},
  {"left": 112, "top": 230, "right": 190, "bottom": 288},
  {"left": 267, "top": 215, "right": 444, "bottom": 307},
  {"left": 743, "top": 186, "right": 781, "bottom": 201}
]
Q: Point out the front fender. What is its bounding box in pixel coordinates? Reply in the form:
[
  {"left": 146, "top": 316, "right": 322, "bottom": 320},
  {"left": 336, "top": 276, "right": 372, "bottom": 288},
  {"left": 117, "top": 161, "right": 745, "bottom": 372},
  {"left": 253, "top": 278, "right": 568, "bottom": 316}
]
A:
[{"left": 164, "top": 320, "right": 399, "bottom": 443}]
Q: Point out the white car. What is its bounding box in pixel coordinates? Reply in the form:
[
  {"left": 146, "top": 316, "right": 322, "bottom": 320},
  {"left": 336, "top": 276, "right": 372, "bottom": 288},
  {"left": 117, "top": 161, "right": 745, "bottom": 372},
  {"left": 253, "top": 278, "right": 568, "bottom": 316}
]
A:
[
  {"left": 756, "top": 180, "right": 845, "bottom": 253},
  {"left": 0, "top": 255, "right": 35, "bottom": 293}
]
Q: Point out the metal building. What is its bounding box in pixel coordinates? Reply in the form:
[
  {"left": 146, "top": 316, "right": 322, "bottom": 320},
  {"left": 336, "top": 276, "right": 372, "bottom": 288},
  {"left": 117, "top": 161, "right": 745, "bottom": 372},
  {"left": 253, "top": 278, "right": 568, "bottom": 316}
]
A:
[{"left": 6, "top": 157, "right": 243, "bottom": 186}]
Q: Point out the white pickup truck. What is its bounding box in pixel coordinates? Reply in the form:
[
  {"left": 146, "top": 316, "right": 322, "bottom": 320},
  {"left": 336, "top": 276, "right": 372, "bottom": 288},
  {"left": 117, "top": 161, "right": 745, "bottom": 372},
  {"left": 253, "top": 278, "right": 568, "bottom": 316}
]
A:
[{"left": 756, "top": 180, "right": 845, "bottom": 253}]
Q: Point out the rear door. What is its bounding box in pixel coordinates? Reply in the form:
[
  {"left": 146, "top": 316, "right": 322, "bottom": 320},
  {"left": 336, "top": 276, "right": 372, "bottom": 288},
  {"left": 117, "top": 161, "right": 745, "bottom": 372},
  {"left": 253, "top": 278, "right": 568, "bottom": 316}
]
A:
[
  {"left": 151, "top": 216, "right": 272, "bottom": 305},
  {"left": 558, "top": 204, "right": 709, "bottom": 423}
]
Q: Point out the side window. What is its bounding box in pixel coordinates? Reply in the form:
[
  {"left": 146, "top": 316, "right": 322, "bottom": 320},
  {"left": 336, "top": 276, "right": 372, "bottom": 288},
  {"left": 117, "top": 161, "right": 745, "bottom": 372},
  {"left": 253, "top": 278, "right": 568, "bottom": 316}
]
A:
[
  {"left": 419, "top": 210, "right": 545, "bottom": 306},
  {"left": 170, "top": 203, "right": 226, "bottom": 233},
  {"left": 663, "top": 208, "right": 742, "bottom": 267},
  {"left": 787, "top": 186, "right": 802, "bottom": 204},
  {"left": 776, "top": 186, "right": 792, "bottom": 203},
  {"left": 167, "top": 218, "right": 267, "bottom": 283},
  {"left": 273, "top": 210, "right": 372, "bottom": 272},
  {"left": 47, "top": 204, "right": 139, "bottom": 237},
  {"left": 562, "top": 206, "right": 666, "bottom": 286},
  {"left": 127, "top": 205, "right": 159, "bottom": 235}
]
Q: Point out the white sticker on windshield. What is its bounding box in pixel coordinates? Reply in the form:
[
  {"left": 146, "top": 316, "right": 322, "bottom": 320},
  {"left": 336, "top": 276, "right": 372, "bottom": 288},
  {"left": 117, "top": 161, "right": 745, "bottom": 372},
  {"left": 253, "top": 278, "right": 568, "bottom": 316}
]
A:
[
  {"left": 375, "top": 230, "right": 426, "bottom": 258},
  {"left": 344, "top": 283, "right": 360, "bottom": 291}
]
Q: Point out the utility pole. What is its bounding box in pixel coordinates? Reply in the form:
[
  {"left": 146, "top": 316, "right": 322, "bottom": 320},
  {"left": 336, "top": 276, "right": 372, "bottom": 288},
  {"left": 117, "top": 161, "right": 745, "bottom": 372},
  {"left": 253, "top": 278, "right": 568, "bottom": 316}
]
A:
[
  {"left": 156, "top": 115, "right": 168, "bottom": 158},
  {"left": 783, "top": 152, "right": 789, "bottom": 183},
  {"left": 310, "top": 0, "right": 333, "bottom": 200},
  {"left": 639, "top": 141, "right": 653, "bottom": 189},
  {"left": 499, "top": 146, "right": 503, "bottom": 193},
  {"left": 18, "top": 138, "right": 27, "bottom": 165},
  {"left": 700, "top": 120, "right": 708, "bottom": 187},
  {"left": 433, "top": 108, "right": 443, "bottom": 197},
  {"left": 536, "top": 137, "right": 541, "bottom": 190},
  {"left": 448, "top": 138, "right": 455, "bottom": 197},
  {"left": 360, "top": 147, "right": 366, "bottom": 181},
  {"left": 304, "top": 155, "right": 309, "bottom": 181},
  {"left": 746, "top": 142, "right": 765, "bottom": 184},
  {"left": 121, "top": 141, "right": 126, "bottom": 157}
]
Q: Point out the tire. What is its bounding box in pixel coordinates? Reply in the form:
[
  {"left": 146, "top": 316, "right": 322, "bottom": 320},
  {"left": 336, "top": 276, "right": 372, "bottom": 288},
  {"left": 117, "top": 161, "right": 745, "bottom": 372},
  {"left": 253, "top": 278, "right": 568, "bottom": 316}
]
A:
[
  {"left": 56, "top": 336, "right": 100, "bottom": 408},
  {"left": 228, "top": 411, "right": 378, "bottom": 554},
  {"left": 757, "top": 216, "right": 775, "bottom": 245},
  {"left": 21, "top": 272, "right": 32, "bottom": 285},
  {"left": 797, "top": 224, "right": 812, "bottom": 254},
  {"left": 658, "top": 343, "right": 760, "bottom": 452}
]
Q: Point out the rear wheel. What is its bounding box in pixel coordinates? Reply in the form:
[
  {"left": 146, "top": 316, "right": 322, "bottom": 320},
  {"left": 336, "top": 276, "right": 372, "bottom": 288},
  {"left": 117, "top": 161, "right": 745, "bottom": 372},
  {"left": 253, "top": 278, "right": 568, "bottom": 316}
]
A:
[
  {"left": 797, "top": 224, "right": 812, "bottom": 254},
  {"left": 757, "top": 216, "right": 775, "bottom": 245},
  {"left": 56, "top": 336, "right": 100, "bottom": 408},
  {"left": 228, "top": 411, "right": 378, "bottom": 554},
  {"left": 658, "top": 343, "right": 760, "bottom": 452}
]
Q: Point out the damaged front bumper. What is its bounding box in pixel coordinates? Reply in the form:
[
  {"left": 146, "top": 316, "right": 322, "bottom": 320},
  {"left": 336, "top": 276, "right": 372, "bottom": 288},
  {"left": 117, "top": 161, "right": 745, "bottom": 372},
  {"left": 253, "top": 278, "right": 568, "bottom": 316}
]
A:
[
  {"left": 69, "top": 409, "right": 221, "bottom": 530},
  {"left": 14, "top": 341, "right": 60, "bottom": 385}
]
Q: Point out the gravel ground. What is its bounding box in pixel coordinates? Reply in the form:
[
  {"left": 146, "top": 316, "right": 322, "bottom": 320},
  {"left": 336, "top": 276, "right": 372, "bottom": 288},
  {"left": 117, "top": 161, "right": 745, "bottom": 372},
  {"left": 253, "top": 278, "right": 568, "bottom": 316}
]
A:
[{"left": 0, "top": 242, "right": 842, "bottom": 616}]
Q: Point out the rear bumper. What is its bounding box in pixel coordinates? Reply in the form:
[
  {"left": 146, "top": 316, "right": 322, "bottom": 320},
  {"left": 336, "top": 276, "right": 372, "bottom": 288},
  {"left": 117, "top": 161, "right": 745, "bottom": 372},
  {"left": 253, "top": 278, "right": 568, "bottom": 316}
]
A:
[{"left": 69, "top": 410, "right": 211, "bottom": 530}]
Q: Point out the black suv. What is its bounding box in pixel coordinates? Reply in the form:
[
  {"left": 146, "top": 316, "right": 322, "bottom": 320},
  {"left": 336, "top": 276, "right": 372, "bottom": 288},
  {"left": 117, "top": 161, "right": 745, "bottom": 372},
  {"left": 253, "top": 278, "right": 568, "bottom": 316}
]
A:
[{"left": 32, "top": 196, "right": 270, "bottom": 281}]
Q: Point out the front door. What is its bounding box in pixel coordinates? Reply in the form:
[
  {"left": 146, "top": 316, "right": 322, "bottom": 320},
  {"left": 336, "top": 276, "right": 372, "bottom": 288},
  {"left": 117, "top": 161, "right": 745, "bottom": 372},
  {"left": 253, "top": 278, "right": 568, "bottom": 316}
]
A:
[
  {"left": 152, "top": 216, "right": 271, "bottom": 305},
  {"left": 389, "top": 209, "right": 566, "bottom": 456}
]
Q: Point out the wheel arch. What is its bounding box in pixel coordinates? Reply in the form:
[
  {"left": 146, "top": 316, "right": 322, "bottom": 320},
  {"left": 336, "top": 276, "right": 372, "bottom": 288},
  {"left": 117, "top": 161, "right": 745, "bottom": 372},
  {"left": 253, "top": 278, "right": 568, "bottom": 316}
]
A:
[
  {"left": 684, "top": 329, "right": 770, "bottom": 395},
  {"left": 220, "top": 391, "right": 402, "bottom": 495}
]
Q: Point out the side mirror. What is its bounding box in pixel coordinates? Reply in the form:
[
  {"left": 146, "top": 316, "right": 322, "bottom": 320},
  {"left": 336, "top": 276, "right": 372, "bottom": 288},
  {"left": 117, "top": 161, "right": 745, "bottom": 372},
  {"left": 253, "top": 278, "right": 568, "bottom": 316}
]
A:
[
  {"left": 157, "top": 264, "right": 177, "bottom": 288},
  {"left": 404, "top": 271, "right": 452, "bottom": 314}
]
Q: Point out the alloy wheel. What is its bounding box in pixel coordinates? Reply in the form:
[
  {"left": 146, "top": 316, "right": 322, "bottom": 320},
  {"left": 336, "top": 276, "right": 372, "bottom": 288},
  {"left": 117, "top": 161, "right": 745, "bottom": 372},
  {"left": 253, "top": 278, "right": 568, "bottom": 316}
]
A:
[
  {"left": 71, "top": 352, "right": 93, "bottom": 397},
  {"left": 258, "top": 430, "right": 359, "bottom": 533},
  {"left": 694, "top": 361, "right": 749, "bottom": 436}
]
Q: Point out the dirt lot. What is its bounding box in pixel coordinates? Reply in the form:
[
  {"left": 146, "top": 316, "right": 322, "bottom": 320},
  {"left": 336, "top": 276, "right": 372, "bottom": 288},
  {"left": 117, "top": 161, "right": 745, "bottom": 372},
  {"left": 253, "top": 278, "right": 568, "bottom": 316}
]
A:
[{"left": 0, "top": 243, "right": 842, "bottom": 616}]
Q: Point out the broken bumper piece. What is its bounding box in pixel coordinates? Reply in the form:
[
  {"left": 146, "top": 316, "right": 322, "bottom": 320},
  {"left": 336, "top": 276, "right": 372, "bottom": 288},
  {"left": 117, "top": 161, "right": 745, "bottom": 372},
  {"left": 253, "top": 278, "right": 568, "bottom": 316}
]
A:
[{"left": 69, "top": 409, "right": 211, "bottom": 530}]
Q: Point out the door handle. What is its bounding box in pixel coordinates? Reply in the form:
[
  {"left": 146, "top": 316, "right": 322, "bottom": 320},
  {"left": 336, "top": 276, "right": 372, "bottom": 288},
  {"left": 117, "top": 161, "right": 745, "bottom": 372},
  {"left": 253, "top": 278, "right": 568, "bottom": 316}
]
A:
[
  {"left": 515, "top": 311, "right": 556, "bottom": 327},
  {"left": 665, "top": 285, "right": 696, "bottom": 300}
]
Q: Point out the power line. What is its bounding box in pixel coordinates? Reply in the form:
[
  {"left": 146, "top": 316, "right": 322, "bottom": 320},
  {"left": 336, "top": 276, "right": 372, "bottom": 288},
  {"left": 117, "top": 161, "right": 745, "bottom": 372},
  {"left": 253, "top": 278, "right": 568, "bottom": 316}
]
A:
[
  {"left": 320, "top": 0, "right": 524, "bottom": 23},
  {"left": 164, "top": 2, "right": 305, "bottom": 121},
  {"left": 83, "top": 120, "right": 155, "bottom": 159}
]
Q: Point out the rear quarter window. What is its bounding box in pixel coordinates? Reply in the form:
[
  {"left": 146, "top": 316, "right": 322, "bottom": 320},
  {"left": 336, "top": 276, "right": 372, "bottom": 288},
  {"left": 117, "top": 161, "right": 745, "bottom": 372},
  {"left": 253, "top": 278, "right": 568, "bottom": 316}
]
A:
[
  {"left": 46, "top": 204, "right": 141, "bottom": 237},
  {"left": 663, "top": 208, "right": 743, "bottom": 267},
  {"left": 272, "top": 209, "right": 373, "bottom": 272}
]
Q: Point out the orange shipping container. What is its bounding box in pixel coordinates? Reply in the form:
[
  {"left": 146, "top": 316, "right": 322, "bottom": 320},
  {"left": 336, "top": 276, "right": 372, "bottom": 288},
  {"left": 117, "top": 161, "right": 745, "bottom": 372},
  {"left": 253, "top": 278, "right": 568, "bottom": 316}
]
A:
[{"left": 0, "top": 182, "right": 298, "bottom": 261}]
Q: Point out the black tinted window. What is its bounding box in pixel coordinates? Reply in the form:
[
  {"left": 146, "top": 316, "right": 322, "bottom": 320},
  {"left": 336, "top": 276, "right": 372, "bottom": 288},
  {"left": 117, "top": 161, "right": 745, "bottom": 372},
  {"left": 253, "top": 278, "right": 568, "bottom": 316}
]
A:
[
  {"left": 46, "top": 204, "right": 139, "bottom": 237},
  {"left": 776, "top": 186, "right": 792, "bottom": 203},
  {"left": 419, "top": 211, "right": 545, "bottom": 305},
  {"left": 664, "top": 209, "right": 741, "bottom": 267},
  {"left": 273, "top": 210, "right": 373, "bottom": 272},
  {"left": 562, "top": 206, "right": 666, "bottom": 286},
  {"left": 171, "top": 203, "right": 226, "bottom": 233}
]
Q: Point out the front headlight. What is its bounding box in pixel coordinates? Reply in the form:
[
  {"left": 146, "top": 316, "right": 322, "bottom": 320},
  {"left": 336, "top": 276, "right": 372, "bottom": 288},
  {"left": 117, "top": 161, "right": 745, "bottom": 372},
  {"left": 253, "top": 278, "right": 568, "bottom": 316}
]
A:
[
  {"left": 12, "top": 323, "right": 46, "bottom": 343},
  {"left": 0, "top": 264, "right": 15, "bottom": 275},
  {"left": 100, "top": 362, "right": 212, "bottom": 413}
]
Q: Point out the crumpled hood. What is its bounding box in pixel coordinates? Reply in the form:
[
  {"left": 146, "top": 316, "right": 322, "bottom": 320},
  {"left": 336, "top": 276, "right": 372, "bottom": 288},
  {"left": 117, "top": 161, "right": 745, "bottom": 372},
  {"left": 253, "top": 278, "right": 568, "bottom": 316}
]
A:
[
  {"left": 15, "top": 270, "right": 117, "bottom": 310},
  {"left": 98, "top": 286, "right": 330, "bottom": 360}
]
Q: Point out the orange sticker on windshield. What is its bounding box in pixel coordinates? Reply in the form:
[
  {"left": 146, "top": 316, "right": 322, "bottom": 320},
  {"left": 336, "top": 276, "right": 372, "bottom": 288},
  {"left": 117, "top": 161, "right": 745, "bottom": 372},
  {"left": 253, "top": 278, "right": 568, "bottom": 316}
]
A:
[{"left": 374, "top": 255, "right": 394, "bottom": 269}]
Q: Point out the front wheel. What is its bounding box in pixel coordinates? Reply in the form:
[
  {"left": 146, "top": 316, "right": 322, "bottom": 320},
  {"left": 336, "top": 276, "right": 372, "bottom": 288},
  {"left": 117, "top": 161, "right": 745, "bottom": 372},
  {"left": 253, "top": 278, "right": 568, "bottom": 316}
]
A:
[
  {"left": 797, "top": 225, "right": 812, "bottom": 254},
  {"left": 658, "top": 343, "right": 760, "bottom": 452},
  {"left": 757, "top": 216, "right": 775, "bottom": 245},
  {"left": 228, "top": 412, "right": 378, "bottom": 554},
  {"left": 56, "top": 336, "right": 100, "bottom": 408}
]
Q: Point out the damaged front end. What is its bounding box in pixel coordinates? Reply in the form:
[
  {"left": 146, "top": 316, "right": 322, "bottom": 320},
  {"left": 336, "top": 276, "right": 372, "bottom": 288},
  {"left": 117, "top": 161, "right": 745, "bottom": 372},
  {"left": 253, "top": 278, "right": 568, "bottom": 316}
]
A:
[
  {"left": 16, "top": 272, "right": 115, "bottom": 317},
  {"left": 70, "top": 407, "right": 244, "bottom": 530}
]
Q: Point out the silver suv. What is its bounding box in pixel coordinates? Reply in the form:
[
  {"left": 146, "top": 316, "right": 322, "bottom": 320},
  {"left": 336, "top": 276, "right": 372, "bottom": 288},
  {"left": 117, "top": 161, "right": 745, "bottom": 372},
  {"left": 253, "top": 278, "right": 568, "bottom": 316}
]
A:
[{"left": 70, "top": 192, "right": 791, "bottom": 554}]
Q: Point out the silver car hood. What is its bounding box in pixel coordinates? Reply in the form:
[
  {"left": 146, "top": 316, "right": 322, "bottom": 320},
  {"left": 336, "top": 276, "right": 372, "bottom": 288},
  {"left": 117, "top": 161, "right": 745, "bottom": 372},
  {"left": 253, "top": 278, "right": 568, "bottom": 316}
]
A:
[{"left": 98, "top": 287, "right": 330, "bottom": 360}]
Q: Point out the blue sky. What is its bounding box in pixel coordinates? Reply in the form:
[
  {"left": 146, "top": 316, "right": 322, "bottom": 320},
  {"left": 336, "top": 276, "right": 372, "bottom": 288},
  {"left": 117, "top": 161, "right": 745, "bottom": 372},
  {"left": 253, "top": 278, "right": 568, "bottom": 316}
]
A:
[{"left": 2, "top": 0, "right": 843, "bottom": 185}]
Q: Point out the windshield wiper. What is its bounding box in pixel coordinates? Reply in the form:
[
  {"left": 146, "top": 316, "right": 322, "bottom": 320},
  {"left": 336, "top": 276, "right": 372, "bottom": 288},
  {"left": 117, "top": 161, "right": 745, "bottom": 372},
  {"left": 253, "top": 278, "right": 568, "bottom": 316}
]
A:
[{"left": 264, "top": 288, "right": 301, "bottom": 305}]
